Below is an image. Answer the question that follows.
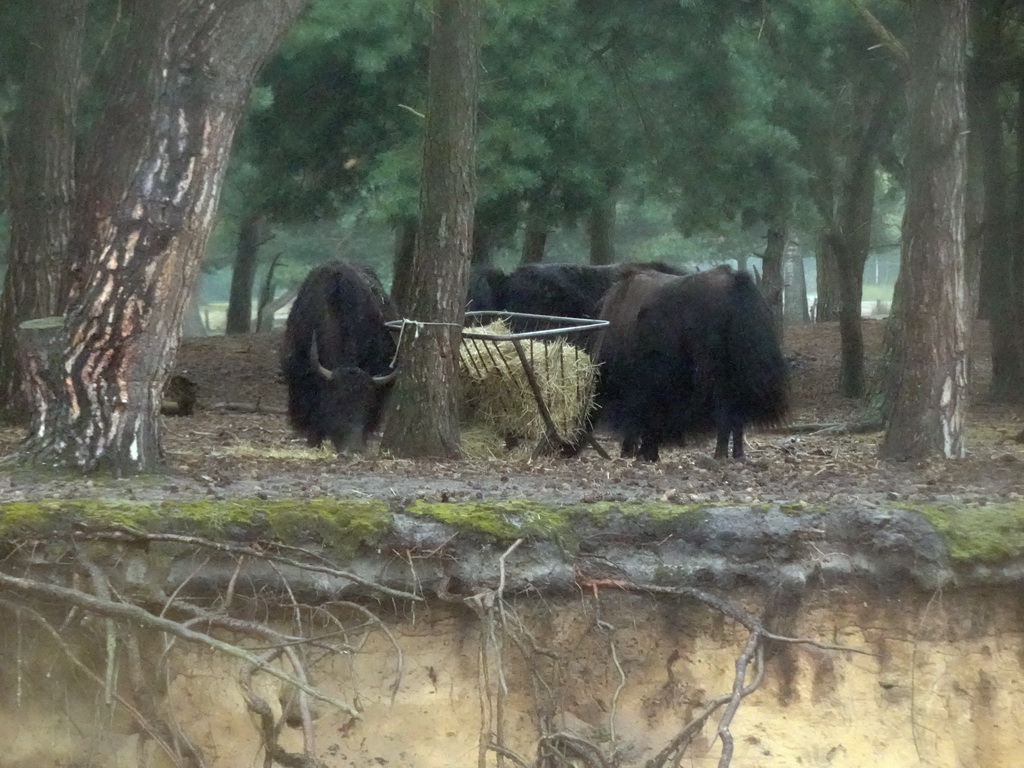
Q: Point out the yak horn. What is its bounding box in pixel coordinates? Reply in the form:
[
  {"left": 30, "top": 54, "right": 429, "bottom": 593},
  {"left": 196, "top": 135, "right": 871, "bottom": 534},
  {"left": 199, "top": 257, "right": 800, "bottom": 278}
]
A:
[
  {"left": 372, "top": 368, "right": 398, "bottom": 386},
  {"left": 309, "top": 333, "right": 334, "bottom": 380}
]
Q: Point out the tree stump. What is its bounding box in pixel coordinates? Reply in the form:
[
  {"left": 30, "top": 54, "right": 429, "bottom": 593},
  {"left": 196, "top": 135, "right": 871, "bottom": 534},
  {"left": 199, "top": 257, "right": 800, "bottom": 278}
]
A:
[{"left": 15, "top": 316, "right": 65, "bottom": 440}]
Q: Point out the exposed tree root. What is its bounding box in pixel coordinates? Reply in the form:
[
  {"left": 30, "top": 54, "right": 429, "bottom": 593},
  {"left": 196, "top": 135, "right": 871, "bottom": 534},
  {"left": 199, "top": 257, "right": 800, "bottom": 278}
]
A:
[
  {"left": 1, "top": 525, "right": 867, "bottom": 767},
  {"left": 0, "top": 524, "right": 410, "bottom": 767}
]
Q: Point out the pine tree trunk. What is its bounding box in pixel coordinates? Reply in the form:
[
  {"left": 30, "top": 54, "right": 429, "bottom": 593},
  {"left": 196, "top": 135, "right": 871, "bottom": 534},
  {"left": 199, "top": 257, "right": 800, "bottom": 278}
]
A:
[
  {"left": 390, "top": 217, "right": 417, "bottom": 314},
  {"left": 471, "top": 224, "right": 492, "bottom": 265},
  {"left": 16, "top": 0, "right": 305, "bottom": 473},
  {"left": 520, "top": 200, "right": 548, "bottom": 265},
  {"left": 814, "top": 232, "right": 841, "bottom": 322},
  {"left": 972, "top": 49, "right": 1020, "bottom": 400},
  {"left": 0, "top": 0, "right": 84, "bottom": 424},
  {"left": 225, "top": 214, "right": 266, "bottom": 335},
  {"left": 782, "top": 241, "right": 809, "bottom": 324},
  {"left": 831, "top": 85, "right": 893, "bottom": 398},
  {"left": 880, "top": 0, "right": 969, "bottom": 461},
  {"left": 381, "top": 0, "right": 481, "bottom": 459},
  {"left": 762, "top": 225, "right": 786, "bottom": 344},
  {"left": 835, "top": 234, "right": 866, "bottom": 398},
  {"left": 995, "top": 70, "right": 1024, "bottom": 402},
  {"left": 587, "top": 191, "right": 616, "bottom": 266}
]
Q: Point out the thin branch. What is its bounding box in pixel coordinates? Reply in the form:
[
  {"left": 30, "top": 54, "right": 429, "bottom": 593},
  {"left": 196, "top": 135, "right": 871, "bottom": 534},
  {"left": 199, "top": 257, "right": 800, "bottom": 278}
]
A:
[
  {"left": 717, "top": 631, "right": 763, "bottom": 767},
  {"left": 485, "top": 738, "right": 531, "bottom": 768},
  {"left": 542, "top": 731, "right": 613, "bottom": 768},
  {"left": 73, "top": 524, "right": 423, "bottom": 602},
  {"left": 0, "top": 598, "right": 192, "bottom": 768},
  {"left": 850, "top": 0, "right": 908, "bottom": 61},
  {"left": 0, "top": 570, "right": 359, "bottom": 717},
  {"left": 646, "top": 640, "right": 765, "bottom": 768}
]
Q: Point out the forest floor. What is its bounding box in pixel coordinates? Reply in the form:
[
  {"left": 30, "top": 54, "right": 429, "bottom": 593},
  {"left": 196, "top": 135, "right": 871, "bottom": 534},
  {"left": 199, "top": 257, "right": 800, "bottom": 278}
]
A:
[{"left": 1, "top": 319, "right": 1023, "bottom": 509}]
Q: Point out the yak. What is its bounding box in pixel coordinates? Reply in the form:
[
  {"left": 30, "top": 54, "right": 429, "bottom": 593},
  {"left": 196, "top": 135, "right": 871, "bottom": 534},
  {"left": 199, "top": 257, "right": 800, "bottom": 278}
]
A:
[
  {"left": 594, "top": 265, "right": 788, "bottom": 461},
  {"left": 466, "top": 264, "right": 510, "bottom": 313},
  {"left": 500, "top": 261, "right": 686, "bottom": 322},
  {"left": 281, "top": 261, "right": 399, "bottom": 453}
]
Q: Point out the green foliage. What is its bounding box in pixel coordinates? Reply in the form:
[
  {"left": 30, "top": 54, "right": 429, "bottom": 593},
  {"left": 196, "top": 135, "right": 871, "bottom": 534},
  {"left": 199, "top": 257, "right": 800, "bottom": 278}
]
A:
[
  {"left": 228, "top": 0, "right": 428, "bottom": 223},
  {"left": 211, "top": 0, "right": 913, "bottom": 289}
]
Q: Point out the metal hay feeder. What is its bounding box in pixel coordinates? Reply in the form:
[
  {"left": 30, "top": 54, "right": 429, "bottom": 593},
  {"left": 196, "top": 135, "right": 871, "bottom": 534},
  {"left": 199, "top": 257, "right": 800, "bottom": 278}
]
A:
[{"left": 458, "top": 311, "right": 609, "bottom": 458}]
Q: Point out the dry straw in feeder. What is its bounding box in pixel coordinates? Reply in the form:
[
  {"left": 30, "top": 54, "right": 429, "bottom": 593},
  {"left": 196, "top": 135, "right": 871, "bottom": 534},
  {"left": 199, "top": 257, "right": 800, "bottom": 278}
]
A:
[{"left": 459, "top": 319, "right": 598, "bottom": 443}]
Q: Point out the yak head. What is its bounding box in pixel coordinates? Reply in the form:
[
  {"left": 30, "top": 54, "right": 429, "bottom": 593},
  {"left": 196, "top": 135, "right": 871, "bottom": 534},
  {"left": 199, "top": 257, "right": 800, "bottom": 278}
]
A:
[{"left": 308, "top": 333, "right": 397, "bottom": 453}]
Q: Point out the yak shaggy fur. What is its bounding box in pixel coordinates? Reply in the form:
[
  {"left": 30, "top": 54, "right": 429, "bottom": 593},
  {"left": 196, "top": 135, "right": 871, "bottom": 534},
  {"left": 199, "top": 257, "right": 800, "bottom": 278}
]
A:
[
  {"left": 280, "top": 261, "right": 398, "bottom": 453},
  {"left": 595, "top": 265, "right": 789, "bottom": 461}
]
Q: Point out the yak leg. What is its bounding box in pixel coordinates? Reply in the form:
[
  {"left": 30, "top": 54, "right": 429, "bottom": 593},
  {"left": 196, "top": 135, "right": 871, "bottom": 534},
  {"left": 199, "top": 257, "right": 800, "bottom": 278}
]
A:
[
  {"left": 713, "top": 401, "right": 745, "bottom": 459},
  {"left": 714, "top": 426, "right": 730, "bottom": 459},
  {"left": 638, "top": 422, "right": 661, "bottom": 461},
  {"left": 731, "top": 422, "right": 745, "bottom": 459},
  {"left": 639, "top": 439, "right": 660, "bottom": 462},
  {"left": 332, "top": 430, "right": 366, "bottom": 454},
  {"left": 713, "top": 415, "right": 745, "bottom": 460}
]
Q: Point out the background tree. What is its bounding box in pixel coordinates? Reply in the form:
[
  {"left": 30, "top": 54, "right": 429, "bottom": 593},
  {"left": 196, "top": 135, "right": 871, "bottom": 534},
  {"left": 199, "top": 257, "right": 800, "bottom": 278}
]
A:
[
  {"left": 973, "top": 0, "right": 1024, "bottom": 402},
  {"left": 220, "top": 0, "right": 427, "bottom": 330},
  {"left": 767, "top": 0, "right": 906, "bottom": 396},
  {"left": 0, "top": 0, "right": 85, "bottom": 422},
  {"left": 223, "top": 211, "right": 269, "bottom": 334},
  {"left": 16, "top": 0, "right": 305, "bottom": 473},
  {"left": 880, "top": 0, "right": 969, "bottom": 460},
  {"left": 381, "top": 0, "right": 481, "bottom": 458}
]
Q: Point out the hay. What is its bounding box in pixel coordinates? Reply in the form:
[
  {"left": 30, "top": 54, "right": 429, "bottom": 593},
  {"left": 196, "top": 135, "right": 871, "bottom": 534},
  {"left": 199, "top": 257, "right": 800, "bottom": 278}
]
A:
[{"left": 459, "top": 319, "right": 597, "bottom": 443}]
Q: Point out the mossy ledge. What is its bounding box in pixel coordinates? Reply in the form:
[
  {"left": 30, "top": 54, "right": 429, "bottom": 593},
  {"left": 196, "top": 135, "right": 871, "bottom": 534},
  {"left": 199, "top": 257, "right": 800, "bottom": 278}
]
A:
[
  {"left": 914, "top": 503, "right": 1024, "bottom": 564},
  {"left": 3, "top": 499, "right": 1024, "bottom": 593},
  {"left": 0, "top": 497, "right": 393, "bottom": 557}
]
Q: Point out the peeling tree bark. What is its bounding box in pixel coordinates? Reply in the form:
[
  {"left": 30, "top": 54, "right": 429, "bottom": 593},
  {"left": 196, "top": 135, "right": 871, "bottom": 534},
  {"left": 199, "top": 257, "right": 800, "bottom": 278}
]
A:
[
  {"left": 880, "top": 0, "right": 969, "bottom": 461},
  {"left": 16, "top": 0, "right": 305, "bottom": 474}
]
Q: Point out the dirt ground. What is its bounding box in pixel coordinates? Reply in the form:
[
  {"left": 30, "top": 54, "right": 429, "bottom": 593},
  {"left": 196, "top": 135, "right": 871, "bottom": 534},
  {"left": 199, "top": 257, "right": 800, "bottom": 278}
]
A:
[{"left": 2, "top": 319, "right": 1023, "bottom": 507}]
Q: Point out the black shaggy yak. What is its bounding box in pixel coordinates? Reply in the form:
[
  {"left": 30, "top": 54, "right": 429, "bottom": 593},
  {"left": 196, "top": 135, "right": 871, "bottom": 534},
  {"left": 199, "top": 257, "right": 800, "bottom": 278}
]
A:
[
  {"left": 500, "top": 261, "right": 686, "bottom": 323},
  {"left": 595, "top": 265, "right": 789, "bottom": 461},
  {"left": 466, "top": 265, "right": 510, "bottom": 313},
  {"left": 281, "top": 261, "right": 399, "bottom": 453}
]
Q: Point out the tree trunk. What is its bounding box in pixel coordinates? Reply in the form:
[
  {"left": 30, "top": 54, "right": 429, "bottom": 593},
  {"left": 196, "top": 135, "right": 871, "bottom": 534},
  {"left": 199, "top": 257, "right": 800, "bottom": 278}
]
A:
[
  {"left": 782, "top": 241, "right": 809, "bottom": 324},
  {"left": 985, "top": 70, "right": 1024, "bottom": 401},
  {"left": 880, "top": 0, "right": 969, "bottom": 461},
  {"left": 224, "top": 213, "right": 267, "bottom": 335},
  {"left": 390, "top": 217, "right": 417, "bottom": 314},
  {"left": 1009, "top": 72, "right": 1024, "bottom": 395},
  {"left": 970, "top": 17, "right": 1020, "bottom": 400},
  {"left": 183, "top": 283, "right": 208, "bottom": 338},
  {"left": 17, "top": 0, "right": 305, "bottom": 474},
  {"left": 762, "top": 225, "right": 786, "bottom": 344},
  {"left": 587, "top": 190, "right": 616, "bottom": 266},
  {"left": 832, "top": 230, "right": 866, "bottom": 398},
  {"left": 832, "top": 84, "right": 894, "bottom": 398},
  {"left": 380, "top": 0, "right": 481, "bottom": 459},
  {"left": 0, "top": 0, "right": 84, "bottom": 424},
  {"left": 256, "top": 252, "right": 289, "bottom": 333},
  {"left": 814, "top": 232, "right": 841, "bottom": 322},
  {"left": 471, "top": 222, "right": 491, "bottom": 266},
  {"left": 520, "top": 199, "right": 548, "bottom": 265}
]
